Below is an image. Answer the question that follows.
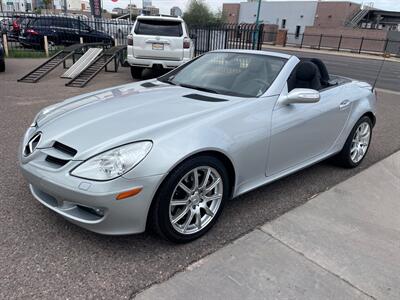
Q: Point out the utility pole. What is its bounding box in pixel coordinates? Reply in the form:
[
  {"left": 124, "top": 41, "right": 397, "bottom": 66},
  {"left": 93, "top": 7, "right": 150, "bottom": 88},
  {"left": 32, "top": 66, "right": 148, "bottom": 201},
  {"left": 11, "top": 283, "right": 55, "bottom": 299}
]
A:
[
  {"left": 253, "top": 0, "right": 262, "bottom": 49},
  {"left": 129, "top": 0, "right": 132, "bottom": 21}
]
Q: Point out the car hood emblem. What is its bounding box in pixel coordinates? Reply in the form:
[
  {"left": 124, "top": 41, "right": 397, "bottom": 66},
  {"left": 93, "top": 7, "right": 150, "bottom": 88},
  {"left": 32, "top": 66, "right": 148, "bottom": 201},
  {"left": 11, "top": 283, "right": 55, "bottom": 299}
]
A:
[{"left": 24, "top": 132, "right": 42, "bottom": 156}]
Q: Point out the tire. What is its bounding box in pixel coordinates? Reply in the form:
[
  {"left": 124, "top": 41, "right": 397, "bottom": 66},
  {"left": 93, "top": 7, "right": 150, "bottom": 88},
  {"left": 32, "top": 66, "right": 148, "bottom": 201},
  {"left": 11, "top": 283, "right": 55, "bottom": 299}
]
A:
[
  {"left": 334, "top": 116, "right": 373, "bottom": 168},
  {"left": 149, "top": 155, "right": 230, "bottom": 243},
  {"left": 130, "top": 66, "right": 143, "bottom": 79},
  {"left": 0, "top": 59, "right": 4, "bottom": 72}
]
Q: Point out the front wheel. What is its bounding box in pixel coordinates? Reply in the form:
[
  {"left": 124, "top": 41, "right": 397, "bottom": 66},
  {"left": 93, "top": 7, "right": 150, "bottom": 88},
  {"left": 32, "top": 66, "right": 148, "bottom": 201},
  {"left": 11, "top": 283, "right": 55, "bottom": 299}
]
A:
[
  {"left": 334, "top": 116, "right": 372, "bottom": 168},
  {"left": 0, "top": 59, "right": 4, "bottom": 72},
  {"left": 130, "top": 66, "right": 143, "bottom": 79},
  {"left": 149, "top": 156, "right": 230, "bottom": 243}
]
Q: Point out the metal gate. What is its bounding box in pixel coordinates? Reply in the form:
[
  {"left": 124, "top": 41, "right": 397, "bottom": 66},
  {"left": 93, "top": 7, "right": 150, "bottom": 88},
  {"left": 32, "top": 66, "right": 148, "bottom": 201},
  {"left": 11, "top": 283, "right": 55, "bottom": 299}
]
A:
[{"left": 190, "top": 23, "right": 264, "bottom": 56}]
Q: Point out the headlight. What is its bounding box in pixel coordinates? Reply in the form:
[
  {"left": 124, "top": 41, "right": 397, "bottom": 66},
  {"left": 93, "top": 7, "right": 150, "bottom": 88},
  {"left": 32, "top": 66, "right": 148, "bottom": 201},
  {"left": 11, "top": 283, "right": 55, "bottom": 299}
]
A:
[{"left": 70, "top": 141, "right": 152, "bottom": 181}]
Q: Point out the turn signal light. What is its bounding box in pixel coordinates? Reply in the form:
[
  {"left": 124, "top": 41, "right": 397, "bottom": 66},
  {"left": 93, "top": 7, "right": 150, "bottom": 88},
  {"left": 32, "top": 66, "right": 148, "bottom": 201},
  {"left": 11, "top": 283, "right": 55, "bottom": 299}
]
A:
[{"left": 116, "top": 187, "right": 142, "bottom": 200}]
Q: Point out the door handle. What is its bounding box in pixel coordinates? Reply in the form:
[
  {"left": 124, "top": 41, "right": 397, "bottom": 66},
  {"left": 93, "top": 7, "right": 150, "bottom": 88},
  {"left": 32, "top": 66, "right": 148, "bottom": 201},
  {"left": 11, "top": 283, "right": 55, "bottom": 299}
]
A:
[{"left": 339, "top": 100, "right": 351, "bottom": 110}]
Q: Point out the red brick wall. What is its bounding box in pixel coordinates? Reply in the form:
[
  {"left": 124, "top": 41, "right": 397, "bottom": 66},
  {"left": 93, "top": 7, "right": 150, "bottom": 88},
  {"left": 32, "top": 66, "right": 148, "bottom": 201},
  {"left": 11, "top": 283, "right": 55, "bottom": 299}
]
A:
[
  {"left": 275, "top": 29, "right": 287, "bottom": 46},
  {"left": 303, "top": 27, "right": 388, "bottom": 52},
  {"left": 223, "top": 3, "right": 240, "bottom": 24},
  {"left": 314, "top": 1, "right": 361, "bottom": 28}
]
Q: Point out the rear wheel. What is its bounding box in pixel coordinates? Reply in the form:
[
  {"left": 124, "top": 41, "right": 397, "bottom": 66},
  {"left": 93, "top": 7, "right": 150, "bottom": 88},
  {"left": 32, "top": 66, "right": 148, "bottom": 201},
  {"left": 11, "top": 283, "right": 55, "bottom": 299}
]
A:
[
  {"left": 150, "top": 156, "right": 230, "bottom": 243},
  {"left": 130, "top": 66, "right": 143, "bottom": 79},
  {"left": 334, "top": 116, "right": 372, "bottom": 168},
  {"left": 0, "top": 59, "right": 4, "bottom": 72}
]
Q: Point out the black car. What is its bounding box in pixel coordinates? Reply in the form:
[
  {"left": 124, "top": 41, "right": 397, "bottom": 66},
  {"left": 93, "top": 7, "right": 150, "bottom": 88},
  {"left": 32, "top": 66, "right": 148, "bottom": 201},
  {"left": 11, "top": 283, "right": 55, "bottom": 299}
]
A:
[
  {"left": 0, "top": 37, "right": 5, "bottom": 72},
  {"left": 19, "top": 16, "right": 114, "bottom": 49}
]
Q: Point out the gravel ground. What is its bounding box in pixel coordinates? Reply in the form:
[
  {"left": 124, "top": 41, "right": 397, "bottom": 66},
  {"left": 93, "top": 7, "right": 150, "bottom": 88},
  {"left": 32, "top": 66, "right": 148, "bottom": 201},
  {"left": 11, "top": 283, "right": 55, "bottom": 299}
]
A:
[{"left": 1, "top": 58, "right": 399, "bottom": 299}]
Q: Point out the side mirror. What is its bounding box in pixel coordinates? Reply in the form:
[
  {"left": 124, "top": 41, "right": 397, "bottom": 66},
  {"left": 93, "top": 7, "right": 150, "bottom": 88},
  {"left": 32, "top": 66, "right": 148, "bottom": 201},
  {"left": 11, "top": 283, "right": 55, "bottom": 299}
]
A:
[{"left": 280, "top": 88, "right": 320, "bottom": 105}]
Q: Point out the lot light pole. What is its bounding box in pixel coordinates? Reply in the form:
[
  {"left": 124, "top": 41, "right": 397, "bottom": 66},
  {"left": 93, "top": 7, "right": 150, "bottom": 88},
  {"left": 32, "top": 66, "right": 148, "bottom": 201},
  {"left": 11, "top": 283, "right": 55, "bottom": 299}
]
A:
[{"left": 253, "top": 0, "right": 262, "bottom": 49}]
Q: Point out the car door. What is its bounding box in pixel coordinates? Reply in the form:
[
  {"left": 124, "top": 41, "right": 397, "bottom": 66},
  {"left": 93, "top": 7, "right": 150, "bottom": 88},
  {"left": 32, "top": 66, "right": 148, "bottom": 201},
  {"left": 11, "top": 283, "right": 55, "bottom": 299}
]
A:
[{"left": 266, "top": 84, "right": 352, "bottom": 176}]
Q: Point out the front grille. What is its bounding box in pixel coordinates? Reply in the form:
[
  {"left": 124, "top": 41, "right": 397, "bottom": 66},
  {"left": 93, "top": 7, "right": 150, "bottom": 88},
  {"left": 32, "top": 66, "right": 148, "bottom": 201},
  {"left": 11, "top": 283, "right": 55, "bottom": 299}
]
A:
[
  {"left": 53, "top": 141, "right": 78, "bottom": 156},
  {"left": 45, "top": 155, "right": 69, "bottom": 167},
  {"left": 42, "top": 141, "right": 77, "bottom": 169}
]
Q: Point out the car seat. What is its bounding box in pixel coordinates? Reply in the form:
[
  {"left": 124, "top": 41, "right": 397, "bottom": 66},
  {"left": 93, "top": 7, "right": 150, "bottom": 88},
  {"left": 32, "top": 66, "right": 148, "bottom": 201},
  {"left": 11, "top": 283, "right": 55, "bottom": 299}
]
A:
[{"left": 288, "top": 61, "right": 322, "bottom": 91}]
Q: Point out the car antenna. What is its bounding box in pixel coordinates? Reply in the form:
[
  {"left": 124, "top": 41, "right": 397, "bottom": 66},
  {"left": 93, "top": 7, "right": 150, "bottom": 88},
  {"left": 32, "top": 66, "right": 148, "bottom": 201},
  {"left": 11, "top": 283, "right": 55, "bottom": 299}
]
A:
[{"left": 372, "top": 55, "right": 386, "bottom": 91}]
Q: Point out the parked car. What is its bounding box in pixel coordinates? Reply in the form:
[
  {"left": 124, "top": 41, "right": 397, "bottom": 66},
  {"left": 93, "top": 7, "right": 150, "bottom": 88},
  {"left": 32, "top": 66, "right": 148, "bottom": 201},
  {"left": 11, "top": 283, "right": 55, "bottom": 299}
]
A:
[
  {"left": 0, "top": 17, "right": 12, "bottom": 35},
  {"left": 0, "top": 15, "right": 34, "bottom": 41},
  {"left": 0, "top": 37, "right": 5, "bottom": 72},
  {"left": 127, "top": 15, "right": 194, "bottom": 79},
  {"left": 19, "top": 16, "right": 114, "bottom": 49},
  {"left": 19, "top": 50, "right": 376, "bottom": 243}
]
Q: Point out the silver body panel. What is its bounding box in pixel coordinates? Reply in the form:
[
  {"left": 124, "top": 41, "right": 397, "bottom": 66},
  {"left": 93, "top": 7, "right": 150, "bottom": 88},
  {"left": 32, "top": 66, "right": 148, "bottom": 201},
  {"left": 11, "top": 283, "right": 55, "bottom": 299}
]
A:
[{"left": 19, "top": 50, "right": 377, "bottom": 235}]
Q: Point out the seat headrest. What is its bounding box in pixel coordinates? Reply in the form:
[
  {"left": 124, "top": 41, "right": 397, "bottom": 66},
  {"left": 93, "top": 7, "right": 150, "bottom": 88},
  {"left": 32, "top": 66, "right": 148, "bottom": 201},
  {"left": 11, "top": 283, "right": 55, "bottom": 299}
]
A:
[
  {"left": 310, "top": 58, "right": 330, "bottom": 82},
  {"left": 248, "top": 59, "right": 266, "bottom": 73},
  {"left": 296, "top": 61, "right": 318, "bottom": 82}
]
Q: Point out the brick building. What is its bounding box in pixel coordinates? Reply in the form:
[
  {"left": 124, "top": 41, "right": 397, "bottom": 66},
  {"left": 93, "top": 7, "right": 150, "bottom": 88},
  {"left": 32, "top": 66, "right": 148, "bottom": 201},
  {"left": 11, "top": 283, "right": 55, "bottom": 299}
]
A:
[
  {"left": 314, "top": 1, "right": 361, "bottom": 28},
  {"left": 222, "top": 3, "right": 240, "bottom": 24}
]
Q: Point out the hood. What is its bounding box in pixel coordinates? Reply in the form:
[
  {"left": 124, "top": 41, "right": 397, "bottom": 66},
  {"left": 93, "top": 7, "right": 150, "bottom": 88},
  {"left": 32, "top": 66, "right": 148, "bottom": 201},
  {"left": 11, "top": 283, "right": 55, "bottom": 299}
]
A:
[{"left": 35, "top": 80, "right": 235, "bottom": 159}]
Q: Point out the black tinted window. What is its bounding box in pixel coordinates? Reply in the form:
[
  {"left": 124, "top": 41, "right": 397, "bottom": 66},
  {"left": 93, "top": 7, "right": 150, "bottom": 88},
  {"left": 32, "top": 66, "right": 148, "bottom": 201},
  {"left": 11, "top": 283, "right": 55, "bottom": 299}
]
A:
[
  {"left": 32, "top": 18, "right": 53, "bottom": 26},
  {"left": 135, "top": 20, "right": 182, "bottom": 37}
]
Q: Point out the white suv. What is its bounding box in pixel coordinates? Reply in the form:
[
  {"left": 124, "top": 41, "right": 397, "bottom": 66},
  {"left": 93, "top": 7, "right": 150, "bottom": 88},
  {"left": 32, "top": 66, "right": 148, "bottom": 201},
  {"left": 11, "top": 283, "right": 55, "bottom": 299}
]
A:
[{"left": 127, "top": 15, "right": 194, "bottom": 79}]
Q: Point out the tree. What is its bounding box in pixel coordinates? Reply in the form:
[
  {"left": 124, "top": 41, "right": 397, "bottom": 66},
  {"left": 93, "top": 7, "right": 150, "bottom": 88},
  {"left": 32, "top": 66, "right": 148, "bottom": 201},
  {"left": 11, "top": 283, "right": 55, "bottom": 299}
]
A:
[
  {"left": 42, "top": 0, "right": 52, "bottom": 10},
  {"left": 183, "top": 0, "right": 225, "bottom": 26}
]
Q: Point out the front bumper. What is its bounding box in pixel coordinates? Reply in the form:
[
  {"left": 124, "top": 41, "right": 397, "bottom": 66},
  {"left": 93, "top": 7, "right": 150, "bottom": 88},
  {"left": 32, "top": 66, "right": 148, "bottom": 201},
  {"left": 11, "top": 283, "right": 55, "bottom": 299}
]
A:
[{"left": 20, "top": 159, "right": 164, "bottom": 235}]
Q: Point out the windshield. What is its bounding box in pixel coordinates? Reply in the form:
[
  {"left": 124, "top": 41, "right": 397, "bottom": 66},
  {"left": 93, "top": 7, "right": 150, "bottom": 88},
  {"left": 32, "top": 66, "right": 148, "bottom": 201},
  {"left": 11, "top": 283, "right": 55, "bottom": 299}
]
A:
[{"left": 159, "top": 52, "right": 287, "bottom": 97}]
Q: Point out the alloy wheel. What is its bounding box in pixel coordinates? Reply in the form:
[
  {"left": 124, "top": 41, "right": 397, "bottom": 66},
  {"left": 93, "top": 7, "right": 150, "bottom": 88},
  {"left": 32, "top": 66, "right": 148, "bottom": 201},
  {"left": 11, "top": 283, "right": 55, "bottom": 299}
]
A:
[
  {"left": 169, "top": 166, "right": 223, "bottom": 235},
  {"left": 350, "top": 122, "right": 371, "bottom": 163}
]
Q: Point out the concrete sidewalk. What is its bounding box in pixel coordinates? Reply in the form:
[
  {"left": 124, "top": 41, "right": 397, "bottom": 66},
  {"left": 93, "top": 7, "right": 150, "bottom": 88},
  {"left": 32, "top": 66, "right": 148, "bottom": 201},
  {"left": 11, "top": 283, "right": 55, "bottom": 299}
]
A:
[{"left": 135, "top": 152, "right": 400, "bottom": 300}]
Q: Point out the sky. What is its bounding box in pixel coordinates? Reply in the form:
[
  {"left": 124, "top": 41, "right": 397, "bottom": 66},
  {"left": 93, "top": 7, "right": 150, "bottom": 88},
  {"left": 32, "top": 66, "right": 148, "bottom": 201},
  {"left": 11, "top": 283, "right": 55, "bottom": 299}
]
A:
[{"left": 103, "top": 0, "right": 400, "bottom": 15}]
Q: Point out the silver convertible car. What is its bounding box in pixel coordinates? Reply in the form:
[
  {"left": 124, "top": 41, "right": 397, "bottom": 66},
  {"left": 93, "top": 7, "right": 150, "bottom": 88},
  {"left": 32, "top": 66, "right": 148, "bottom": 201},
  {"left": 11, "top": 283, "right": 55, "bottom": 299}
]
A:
[{"left": 20, "top": 50, "right": 376, "bottom": 243}]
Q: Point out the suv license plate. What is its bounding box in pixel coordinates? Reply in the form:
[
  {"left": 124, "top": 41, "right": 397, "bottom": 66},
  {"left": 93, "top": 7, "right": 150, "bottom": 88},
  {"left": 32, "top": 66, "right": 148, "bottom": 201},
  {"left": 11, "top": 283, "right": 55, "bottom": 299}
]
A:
[{"left": 152, "top": 43, "right": 164, "bottom": 50}]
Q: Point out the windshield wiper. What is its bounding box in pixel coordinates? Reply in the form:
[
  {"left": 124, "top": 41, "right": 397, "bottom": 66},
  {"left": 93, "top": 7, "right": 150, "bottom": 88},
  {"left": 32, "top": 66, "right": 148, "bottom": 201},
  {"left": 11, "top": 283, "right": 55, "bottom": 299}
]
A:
[{"left": 178, "top": 83, "right": 220, "bottom": 94}]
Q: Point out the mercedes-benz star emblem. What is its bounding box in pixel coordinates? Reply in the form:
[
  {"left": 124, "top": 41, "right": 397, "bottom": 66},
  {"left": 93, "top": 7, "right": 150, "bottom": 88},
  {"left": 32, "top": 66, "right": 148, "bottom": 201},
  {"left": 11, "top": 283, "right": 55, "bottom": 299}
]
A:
[{"left": 24, "top": 132, "right": 42, "bottom": 156}]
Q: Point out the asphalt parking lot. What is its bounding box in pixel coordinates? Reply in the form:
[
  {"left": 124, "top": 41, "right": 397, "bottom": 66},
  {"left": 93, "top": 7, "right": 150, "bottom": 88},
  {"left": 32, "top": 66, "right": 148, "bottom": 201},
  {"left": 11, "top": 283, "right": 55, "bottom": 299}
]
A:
[{"left": 1, "top": 57, "right": 400, "bottom": 299}]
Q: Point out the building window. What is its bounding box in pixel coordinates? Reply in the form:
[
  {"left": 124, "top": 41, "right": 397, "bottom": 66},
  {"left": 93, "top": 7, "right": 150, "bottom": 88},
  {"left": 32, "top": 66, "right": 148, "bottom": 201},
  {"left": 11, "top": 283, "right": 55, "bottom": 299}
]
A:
[
  {"left": 295, "top": 25, "right": 301, "bottom": 38},
  {"left": 281, "top": 19, "right": 286, "bottom": 29}
]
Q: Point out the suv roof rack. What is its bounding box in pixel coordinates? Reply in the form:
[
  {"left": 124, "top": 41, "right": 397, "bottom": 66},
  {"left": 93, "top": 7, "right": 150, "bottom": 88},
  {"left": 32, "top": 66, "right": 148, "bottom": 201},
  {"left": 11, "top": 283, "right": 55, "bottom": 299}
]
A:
[{"left": 158, "top": 14, "right": 179, "bottom": 18}]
